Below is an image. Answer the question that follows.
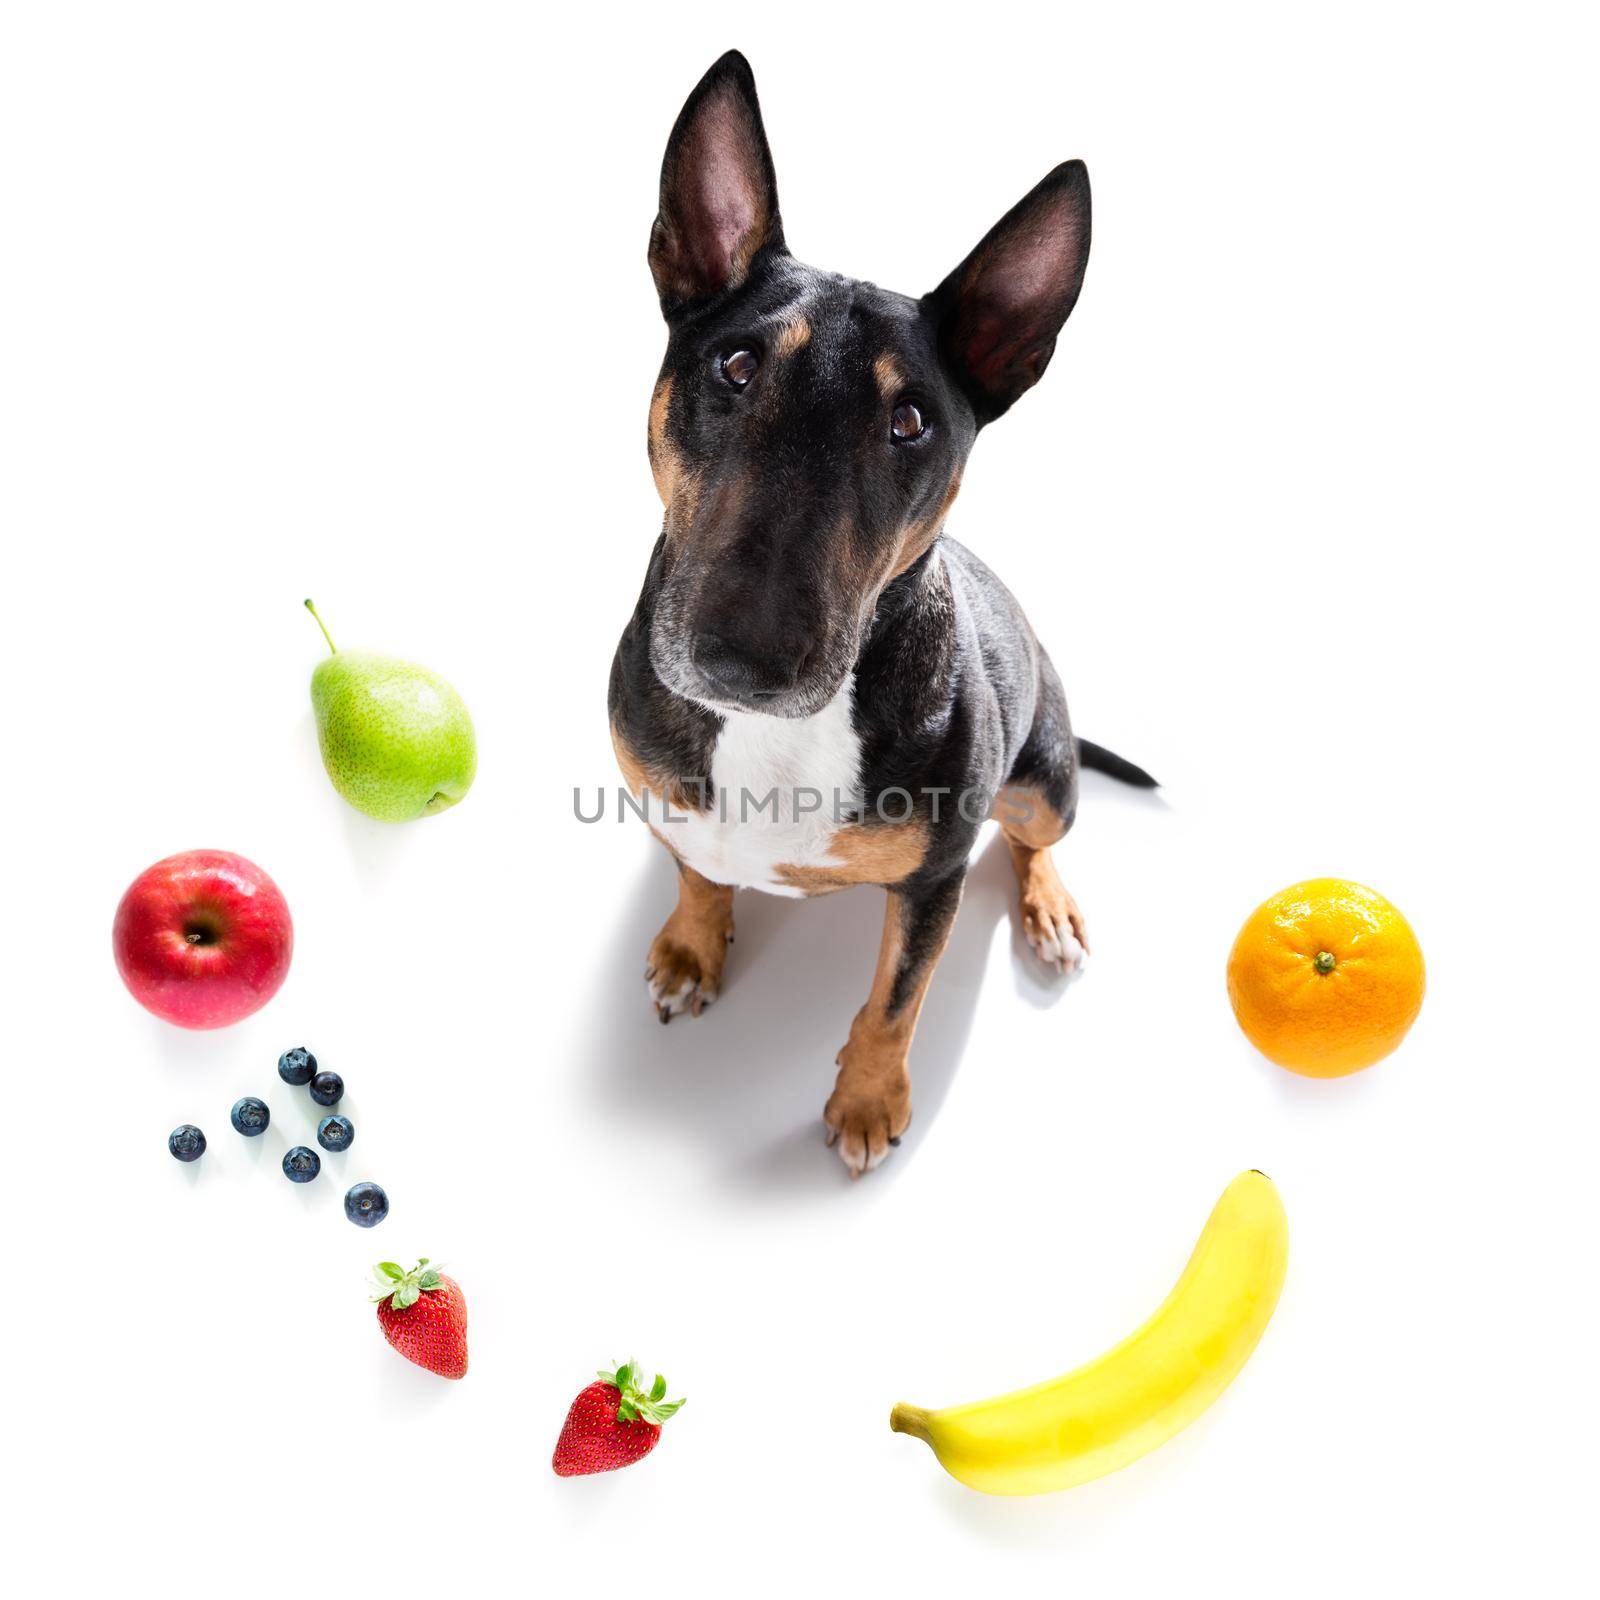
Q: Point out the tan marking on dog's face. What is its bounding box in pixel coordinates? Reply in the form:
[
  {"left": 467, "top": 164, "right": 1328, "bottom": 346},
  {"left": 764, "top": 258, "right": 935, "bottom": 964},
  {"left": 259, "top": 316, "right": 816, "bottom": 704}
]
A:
[
  {"left": 774, "top": 819, "right": 929, "bottom": 894},
  {"left": 990, "top": 783, "right": 1066, "bottom": 849},
  {"left": 648, "top": 377, "right": 680, "bottom": 506},
  {"left": 873, "top": 352, "right": 906, "bottom": 400},
  {"left": 772, "top": 316, "right": 811, "bottom": 357},
  {"left": 667, "top": 466, "right": 749, "bottom": 560},
  {"left": 888, "top": 469, "right": 962, "bottom": 580},
  {"left": 662, "top": 469, "right": 703, "bottom": 551},
  {"left": 611, "top": 718, "right": 709, "bottom": 817}
]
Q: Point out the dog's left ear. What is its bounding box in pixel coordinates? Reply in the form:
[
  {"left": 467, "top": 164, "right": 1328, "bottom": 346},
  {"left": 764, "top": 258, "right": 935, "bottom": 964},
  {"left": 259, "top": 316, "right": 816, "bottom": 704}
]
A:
[
  {"left": 649, "top": 50, "right": 785, "bottom": 313},
  {"left": 925, "top": 161, "right": 1091, "bottom": 423}
]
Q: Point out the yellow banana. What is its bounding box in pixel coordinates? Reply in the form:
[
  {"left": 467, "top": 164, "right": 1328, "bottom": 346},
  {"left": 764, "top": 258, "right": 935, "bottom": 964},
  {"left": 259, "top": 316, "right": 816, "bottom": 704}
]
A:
[{"left": 889, "top": 1169, "right": 1288, "bottom": 1495}]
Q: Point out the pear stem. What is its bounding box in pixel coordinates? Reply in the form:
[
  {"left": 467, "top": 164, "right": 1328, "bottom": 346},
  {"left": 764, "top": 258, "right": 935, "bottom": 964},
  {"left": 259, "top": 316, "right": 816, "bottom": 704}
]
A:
[{"left": 304, "top": 598, "right": 337, "bottom": 654}]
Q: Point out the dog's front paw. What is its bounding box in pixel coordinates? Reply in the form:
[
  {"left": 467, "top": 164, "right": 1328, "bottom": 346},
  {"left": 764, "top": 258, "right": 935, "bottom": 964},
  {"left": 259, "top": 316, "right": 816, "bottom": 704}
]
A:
[
  {"left": 645, "top": 922, "right": 731, "bottom": 1023},
  {"left": 824, "top": 1042, "right": 911, "bottom": 1178},
  {"left": 1021, "top": 885, "right": 1090, "bottom": 981}
]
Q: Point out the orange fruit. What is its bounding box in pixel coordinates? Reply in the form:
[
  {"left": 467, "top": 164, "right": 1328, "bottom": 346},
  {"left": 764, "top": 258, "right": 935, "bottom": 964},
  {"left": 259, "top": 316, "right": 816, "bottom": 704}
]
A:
[{"left": 1226, "top": 878, "right": 1424, "bottom": 1077}]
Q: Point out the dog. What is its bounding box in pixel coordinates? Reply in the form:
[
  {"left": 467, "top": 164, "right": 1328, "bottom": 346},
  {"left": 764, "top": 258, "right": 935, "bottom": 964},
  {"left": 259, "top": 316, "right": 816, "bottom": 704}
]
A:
[{"left": 609, "top": 51, "right": 1156, "bottom": 1177}]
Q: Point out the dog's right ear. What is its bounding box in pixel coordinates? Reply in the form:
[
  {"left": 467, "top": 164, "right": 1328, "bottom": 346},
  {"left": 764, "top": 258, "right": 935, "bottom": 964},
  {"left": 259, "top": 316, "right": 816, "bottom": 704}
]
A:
[
  {"left": 924, "top": 161, "right": 1091, "bottom": 424},
  {"left": 649, "top": 50, "right": 784, "bottom": 314}
]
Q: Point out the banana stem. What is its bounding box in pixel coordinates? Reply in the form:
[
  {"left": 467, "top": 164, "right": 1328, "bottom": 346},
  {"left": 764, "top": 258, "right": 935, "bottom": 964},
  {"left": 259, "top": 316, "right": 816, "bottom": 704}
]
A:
[
  {"left": 889, "top": 1404, "right": 932, "bottom": 1441},
  {"left": 304, "top": 598, "right": 337, "bottom": 654}
]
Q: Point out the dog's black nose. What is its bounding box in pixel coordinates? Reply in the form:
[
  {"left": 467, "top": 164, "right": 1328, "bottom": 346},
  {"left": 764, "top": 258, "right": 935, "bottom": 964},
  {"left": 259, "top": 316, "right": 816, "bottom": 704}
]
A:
[{"left": 692, "top": 631, "right": 799, "bottom": 703}]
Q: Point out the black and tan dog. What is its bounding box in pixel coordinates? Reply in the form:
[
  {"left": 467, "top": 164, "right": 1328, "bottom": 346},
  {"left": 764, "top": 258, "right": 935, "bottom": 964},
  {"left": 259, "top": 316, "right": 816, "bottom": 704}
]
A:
[{"left": 610, "top": 51, "right": 1155, "bottom": 1176}]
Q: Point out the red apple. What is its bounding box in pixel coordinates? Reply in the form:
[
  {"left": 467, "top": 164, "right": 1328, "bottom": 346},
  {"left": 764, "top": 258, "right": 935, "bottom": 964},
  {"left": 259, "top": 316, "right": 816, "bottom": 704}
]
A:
[{"left": 113, "top": 849, "right": 293, "bottom": 1029}]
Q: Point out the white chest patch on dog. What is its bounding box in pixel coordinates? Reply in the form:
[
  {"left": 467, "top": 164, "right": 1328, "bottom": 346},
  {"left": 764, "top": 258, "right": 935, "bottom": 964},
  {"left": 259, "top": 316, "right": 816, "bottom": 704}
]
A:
[{"left": 663, "top": 677, "right": 863, "bottom": 897}]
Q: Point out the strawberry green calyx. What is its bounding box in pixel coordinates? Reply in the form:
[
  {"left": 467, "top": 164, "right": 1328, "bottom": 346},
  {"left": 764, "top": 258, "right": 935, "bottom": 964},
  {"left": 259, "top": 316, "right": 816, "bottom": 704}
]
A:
[
  {"left": 600, "top": 1360, "right": 686, "bottom": 1426},
  {"left": 371, "top": 1257, "right": 445, "bottom": 1311}
]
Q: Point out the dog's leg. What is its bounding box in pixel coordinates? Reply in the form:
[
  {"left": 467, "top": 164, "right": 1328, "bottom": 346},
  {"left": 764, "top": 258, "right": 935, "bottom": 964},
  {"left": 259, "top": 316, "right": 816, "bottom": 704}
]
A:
[
  {"left": 993, "top": 647, "right": 1088, "bottom": 978},
  {"left": 646, "top": 861, "right": 734, "bottom": 1023},
  {"left": 824, "top": 871, "right": 964, "bottom": 1177},
  {"left": 992, "top": 784, "right": 1088, "bottom": 977}
]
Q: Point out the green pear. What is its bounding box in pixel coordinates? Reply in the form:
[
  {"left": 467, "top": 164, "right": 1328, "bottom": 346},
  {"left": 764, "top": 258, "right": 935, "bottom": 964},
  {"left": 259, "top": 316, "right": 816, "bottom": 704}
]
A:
[{"left": 305, "top": 600, "right": 477, "bottom": 822}]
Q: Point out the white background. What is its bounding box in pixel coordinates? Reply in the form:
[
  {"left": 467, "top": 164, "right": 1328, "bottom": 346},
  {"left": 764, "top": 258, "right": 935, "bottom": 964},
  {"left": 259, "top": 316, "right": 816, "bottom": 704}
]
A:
[{"left": 3, "top": 2, "right": 1595, "bottom": 1592}]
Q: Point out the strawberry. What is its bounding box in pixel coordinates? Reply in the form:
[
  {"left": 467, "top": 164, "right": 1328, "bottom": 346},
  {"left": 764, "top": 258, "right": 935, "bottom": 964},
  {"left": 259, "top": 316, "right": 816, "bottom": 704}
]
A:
[
  {"left": 371, "top": 1259, "right": 468, "bottom": 1379},
  {"left": 552, "top": 1361, "right": 685, "bottom": 1476}
]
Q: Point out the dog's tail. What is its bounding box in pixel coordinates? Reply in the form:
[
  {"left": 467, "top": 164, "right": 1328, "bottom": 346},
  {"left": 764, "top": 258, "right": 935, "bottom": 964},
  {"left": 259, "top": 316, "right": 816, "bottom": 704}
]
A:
[{"left": 1076, "top": 738, "right": 1159, "bottom": 789}]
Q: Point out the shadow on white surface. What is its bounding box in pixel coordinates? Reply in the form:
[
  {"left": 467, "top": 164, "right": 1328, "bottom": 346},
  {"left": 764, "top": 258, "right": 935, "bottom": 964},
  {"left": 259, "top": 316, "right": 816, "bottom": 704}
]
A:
[
  {"left": 579, "top": 771, "right": 1169, "bottom": 1200},
  {"left": 908, "top": 1384, "right": 1228, "bottom": 1546},
  {"left": 338, "top": 794, "right": 416, "bottom": 885},
  {"left": 141, "top": 1009, "right": 231, "bottom": 1072},
  {"left": 371, "top": 1342, "right": 462, "bottom": 1411},
  {"left": 238, "top": 1127, "right": 276, "bottom": 1170},
  {"left": 291, "top": 708, "right": 419, "bottom": 885},
  {"left": 582, "top": 830, "right": 1037, "bottom": 1201}
]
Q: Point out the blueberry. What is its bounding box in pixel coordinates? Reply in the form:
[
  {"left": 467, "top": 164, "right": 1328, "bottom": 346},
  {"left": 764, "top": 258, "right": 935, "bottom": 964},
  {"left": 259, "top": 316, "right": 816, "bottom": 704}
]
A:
[
  {"left": 283, "top": 1145, "right": 321, "bottom": 1183},
  {"left": 316, "top": 1114, "right": 354, "bottom": 1153},
  {"left": 344, "top": 1181, "right": 388, "bottom": 1227},
  {"left": 278, "top": 1046, "right": 317, "bottom": 1086},
  {"left": 169, "top": 1125, "right": 206, "bottom": 1162},
  {"left": 230, "top": 1096, "right": 271, "bottom": 1136},
  {"left": 309, "top": 1071, "right": 344, "bottom": 1107}
]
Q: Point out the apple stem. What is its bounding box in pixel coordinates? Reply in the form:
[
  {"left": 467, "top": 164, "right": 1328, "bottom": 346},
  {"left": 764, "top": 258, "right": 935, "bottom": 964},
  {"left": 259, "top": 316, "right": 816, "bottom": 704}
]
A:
[{"left": 304, "top": 598, "right": 337, "bottom": 654}]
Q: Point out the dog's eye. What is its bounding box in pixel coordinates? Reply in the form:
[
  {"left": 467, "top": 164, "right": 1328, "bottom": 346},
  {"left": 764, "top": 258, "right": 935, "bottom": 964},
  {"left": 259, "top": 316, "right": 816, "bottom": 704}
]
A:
[
  {"left": 891, "top": 402, "right": 926, "bottom": 441},
  {"left": 720, "top": 349, "right": 760, "bottom": 388}
]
